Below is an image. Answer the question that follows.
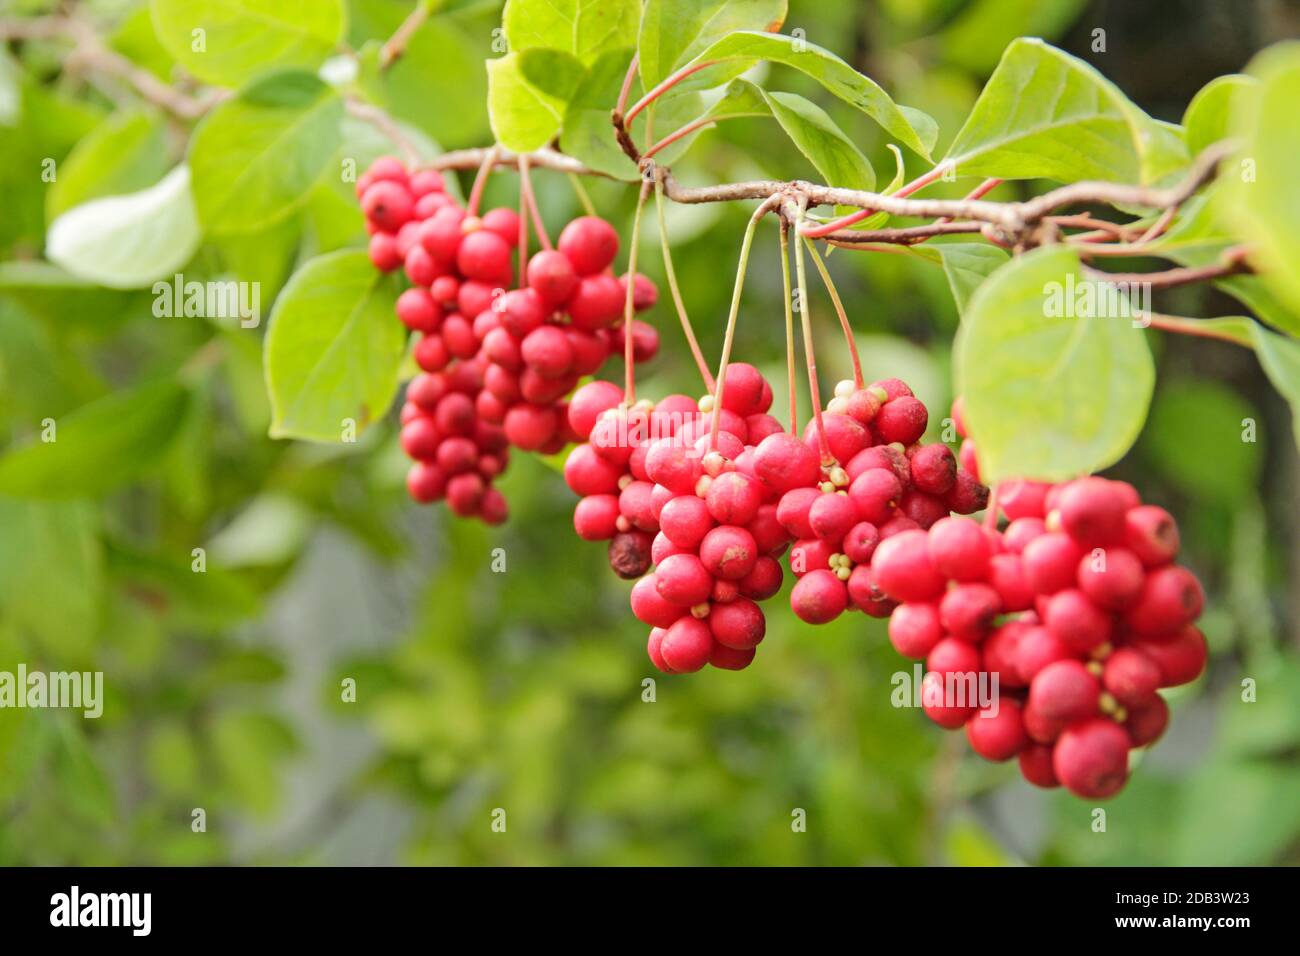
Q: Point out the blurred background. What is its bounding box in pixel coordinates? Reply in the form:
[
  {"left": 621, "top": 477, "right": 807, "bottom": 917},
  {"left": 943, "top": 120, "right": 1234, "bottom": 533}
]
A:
[{"left": 1, "top": 0, "right": 1298, "bottom": 865}]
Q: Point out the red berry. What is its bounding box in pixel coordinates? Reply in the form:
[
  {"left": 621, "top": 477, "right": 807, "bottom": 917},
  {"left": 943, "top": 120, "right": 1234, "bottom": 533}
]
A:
[
  {"left": 1123, "top": 505, "right": 1180, "bottom": 567},
  {"left": 434, "top": 391, "right": 474, "bottom": 435},
  {"left": 1022, "top": 532, "right": 1085, "bottom": 594},
  {"left": 574, "top": 494, "right": 620, "bottom": 540},
  {"left": 1003, "top": 517, "right": 1047, "bottom": 553},
  {"left": 526, "top": 249, "right": 580, "bottom": 308},
  {"left": 875, "top": 395, "right": 928, "bottom": 445},
  {"left": 945, "top": 468, "right": 989, "bottom": 515},
  {"left": 419, "top": 205, "right": 467, "bottom": 262},
  {"left": 481, "top": 207, "right": 521, "bottom": 247},
  {"left": 1018, "top": 742, "right": 1060, "bottom": 787},
  {"left": 563, "top": 443, "right": 622, "bottom": 495},
  {"left": 1029, "top": 659, "right": 1101, "bottom": 722},
  {"left": 659, "top": 616, "right": 713, "bottom": 673},
  {"left": 1124, "top": 566, "right": 1204, "bottom": 637},
  {"left": 920, "top": 670, "right": 974, "bottom": 729},
  {"left": 745, "top": 413, "right": 784, "bottom": 444},
  {"left": 659, "top": 494, "right": 714, "bottom": 549},
  {"left": 647, "top": 627, "right": 673, "bottom": 672},
  {"left": 871, "top": 529, "right": 945, "bottom": 602},
  {"left": 1053, "top": 719, "right": 1130, "bottom": 799},
  {"left": 848, "top": 468, "right": 903, "bottom": 525},
  {"left": 910, "top": 443, "right": 956, "bottom": 495},
  {"left": 406, "top": 462, "right": 446, "bottom": 502},
  {"left": 457, "top": 229, "right": 513, "bottom": 284},
  {"left": 520, "top": 325, "right": 574, "bottom": 379},
  {"left": 966, "top": 700, "right": 1028, "bottom": 762},
  {"left": 1043, "top": 588, "right": 1112, "bottom": 652},
  {"left": 939, "top": 583, "right": 1002, "bottom": 640},
  {"left": 753, "top": 432, "right": 820, "bottom": 494},
  {"left": 998, "top": 479, "right": 1051, "bottom": 520},
  {"left": 841, "top": 521, "right": 880, "bottom": 564},
  {"left": 709, "top": 597, "right": 766, "bottom": 649},
  {"left": 631, "top": 574, "right": 686, "bottom": 628},
  {"left": 776, "top": 487, "right": 820, "bottom": 539},
  {"left": 656, "top": 553, "right": 714, "bottom": 607},
  {"left": 557, "top": 216, "right": 619, "bottom": 275},
  {"left": 869, "top": 378, "right": 913, "bottom": 400},
  {"left": 489, "top": 292, "right": 539, "bottom": 342},
  {"left": 844, "top": 387, "right": 882, "bottom": 425},
  {"left": 790, "top": 568, "right": 848, "bottom": 624},
  {"left": 928, "top": 516, "right": 991, "bottom": 582},
  {"left": 435, "top": 435, "right": 477, "bottom": 474},
  {"left": 982, "top": 620, "right": 1029, "bottom": 688},
  {"left": 789, "top": 537, "right": 835, "bottom": 576},
  {"left": 1055, "top": 477, "right": 1129, "bottom": 546},
  {"left": 620, "top": 271, "right": 658, "bottom": 312},
  {"left": 808, "top": 492, "right": 857, "bottom": 542},
  {"left": 1103, "top": 648, "right": 1161, "bottom": 707},
  {"left": 440, "top": 314, "right": 478, "bottom": 360},
  {"left": 705, "top": 472, "right": 763, "bottom": 526},
  {"left": 888, "top": 602, "right": 943, "bottom": 658},
  {"left": 1076, "top": 546, "right": 1145, "bottom": 609},
  {"left": 958, "top": 439, "right": 980, "bottom": 484},
  {"left": 745, "top": 503, "right": 790, "bottom": 556},
  {"left": 361, "top": 180, "right": 414, "bottom": 232},
  {"left": 987, "top": 553, "right": 1034, "bottom": 612},
  {"left": 445, "top": 472, "right": 485, "bottom": 516},
  {"left": 699, "top": 525, "right": 758, "bottom": 581},
  {"left": 644, "top": 439, "right": 703, "bottom": 495},
  {"left": 407, "top": 168, "right": 445, "bottom": 196},
  {"left": 1131, "top": 625, "right": 1207, "bottom": 687},
  {"left": 927, "top": 637, "right": 981, "bottom": 677},
  {"left": 368, "top": 232, "right": 403, "bottom": 271},
  {"left": 1125, "top": 694, "right": 1169, "bottom": 746},
  {"left": 709, "top": 640, "right": 757, "bottom": 671},
  {"left": 846, "top": 444, "right": 909, "bottom": 484},
  {"left": 738, "top": 555, "right": 783, "bottom": 600},
  {"left": 567, "top": 274, "right": 625, "bottom": 330}
]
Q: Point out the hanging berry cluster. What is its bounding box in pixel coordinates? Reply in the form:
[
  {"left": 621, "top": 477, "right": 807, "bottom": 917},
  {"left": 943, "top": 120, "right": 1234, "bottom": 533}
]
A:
[
  {"left": 356, "top": 156, "right": 659, "bottom": 523},
  {"left": 351, "top": 160, "right": 1208, "bottom": 800}
]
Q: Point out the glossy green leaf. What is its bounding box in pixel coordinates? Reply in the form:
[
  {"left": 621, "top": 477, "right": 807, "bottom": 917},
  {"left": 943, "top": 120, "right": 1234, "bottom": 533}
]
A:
[
  {"left": 1183, "top": 73, "right": 1255, "bottom": 156},
  {"left": 189, "top": 71, "right": 343, "bottom": 235},
  {"left": 487, "top": 53, "right": 566, "bottom": 152},
  {"left": 0, "top": 378, "right": 190, "bottom": 498},
  {"left": 45, "top": 110, "right": 169, "bottom": 221},
  {"left": 955, "top": 246, "right": 1154, "bottom": 482},
  {"left": 908, "top": 242, "right": 1010, "bottom": 316},
  {"left": 518, "top": 48, "right": 588, "bottom": 102},
  {"left": 638, "top": 0, "right": 786, "bottom": 89},
  {"left": 45, "top": 166, "right": 200, "bottom": 289},
  {"left": 761, "top": 90, "right": 874, "bottom": 192},
  {"left": 1220, "top": 43, "right": 1300, "bottom": 317},
  {"left": 680, "top": 31, "right": 935, "bottom": 160},
  {"left": 263, "top": 250, "right": 405, "bottom": 442},
  {"left": 149, "top": 0, "right": 345, "bottom": 87},
  {"left": 945, "top": 38, "right": 1188, "bottom": 185},
  {"left": 1144, "top": 379, "right": 1259, "bottom": 503},
  {"left": 504, "top": 0, "right": 639, "bottom": 64}
]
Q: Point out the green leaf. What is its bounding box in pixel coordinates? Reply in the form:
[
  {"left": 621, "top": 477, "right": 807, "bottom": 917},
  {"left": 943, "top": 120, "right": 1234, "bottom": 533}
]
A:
[
  {"left": 1251, "top": 323, "right": 1300, "bottom": 454},
  {"left": 212, "top": 710, "right": 298, "bottom": 816},
  {"left": 0, "top": 499, "right": 101, "bottom": 658},
  {"left": 504, "top": 0, "right": 640, "bottom": 64},
  {"left": 0, "top": 378, "right": 190, "bottom": 498},
  {"left": 638, "top": 0, "right": 787, "bottom": 89},
  {"left": 955, "top": 246, "right": 1154, "bottom": 482},
  {"left": 45, "top": 110, "right": 169, "bottom": 221},
  {"left": 679, "top": 31, "right": 935, "bottom": 160},
  {"left": 189, "top": 71, "right": 343, "bottom": 235},
  {"left": 487, "top": 53, "right": 566, "bottom": 152},
  {"left": 1183, "top": 74, "right": 1255, "bottom": 157},
  {"left": 935, "top": 0, "right": 1088, "bottom": 73},
  {"left": 518, "top": 48, "right": 588, "bottom": 102},
  {"left": 945, "top": 38, "right": 1188, "bottom": 185},
  {"left": 907, "top": 242, "right": 1010, "bottom": 316},
  {"left": 45, "top": 166, "right": 200, "bottom": 289},
  {"left": 264, "top": 250, "right": 405, "bottom": 442},
  {"left": 761, "top": 90, "right": 875, "bottom": 192},
  {"left": 559, "top": 47, "right": 642, "bottom": 179},
  {"left": 1220, "top": 43, "right": 1300, "bottom": 317},
  {"left": 149, "top": 0, "right": 345, "bottom": 87}
]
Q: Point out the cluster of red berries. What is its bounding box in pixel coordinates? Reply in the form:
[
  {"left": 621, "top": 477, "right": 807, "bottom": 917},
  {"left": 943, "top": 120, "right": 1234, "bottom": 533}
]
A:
[
  {"left": 769, "top": 378, "right": 988, "bottom": 626},
  {"left": 870, "top": 405, "right": 1207, "bottom": 798},
  {"left": 563, "top": 364, "right": 794, "bottom": 672},
  {"left": 355, "top": 156, "right": 657, "bottom": 522}
]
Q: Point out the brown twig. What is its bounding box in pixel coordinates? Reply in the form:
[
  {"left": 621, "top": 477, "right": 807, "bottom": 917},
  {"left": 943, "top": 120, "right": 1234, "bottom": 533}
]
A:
[
  {"left": 1083, "top": 246, "right": 1251, "bottom": 289},
  {"left": 380, "top": 1, "right": 433, "bottom": 70}
]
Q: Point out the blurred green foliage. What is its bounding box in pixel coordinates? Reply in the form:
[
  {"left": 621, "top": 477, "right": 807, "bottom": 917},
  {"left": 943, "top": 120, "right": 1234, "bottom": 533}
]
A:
[{"left": 0, "top": 0, "right": 1297, "bottom": 866}]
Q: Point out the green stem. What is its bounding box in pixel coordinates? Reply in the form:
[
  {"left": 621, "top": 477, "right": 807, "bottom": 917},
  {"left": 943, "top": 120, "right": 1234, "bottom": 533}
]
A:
[
  {"left": 622, "top": 180, "right": 652, "bottom": 402},
  {"left": 567, "top": 173, "right": 596, "bottom": 217},
  {"left": 794, "top": 205, "right": 832, "bottom": 466},
  {"left": 655, "top": 180, "right": 714, "bottom": 390},
  {"left": 779, "top": 220, "right": 798, "bottom": 435},
  {"left": 804, "top": 237, "right": 863, "bottom": 389}
]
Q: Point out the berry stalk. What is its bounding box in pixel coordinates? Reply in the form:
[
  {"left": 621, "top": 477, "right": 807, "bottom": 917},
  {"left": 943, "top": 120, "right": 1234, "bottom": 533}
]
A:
[
  {"left": 655, "top": 180, "right": 715, "bottom": 390},
  {"left": 778, "top": 219, "right": 798, "bottom": 436},
  {"left": 623, "top": 180, "right": 652, "bottom": 402},
  {"left": 804, "top": 237, "right": 864, "bottom": 389},
  {"left": 793, "top": 205, "right": 833, "bottom": 467}
]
